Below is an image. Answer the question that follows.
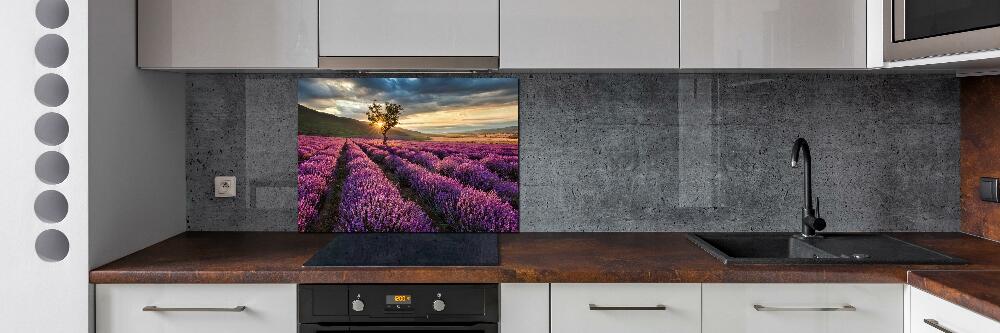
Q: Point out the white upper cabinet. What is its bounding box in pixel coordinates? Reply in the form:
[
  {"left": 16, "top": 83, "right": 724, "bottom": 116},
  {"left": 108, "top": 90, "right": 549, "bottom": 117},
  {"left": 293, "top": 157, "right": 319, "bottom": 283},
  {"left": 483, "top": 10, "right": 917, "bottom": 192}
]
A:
[
  {"left": 319, "top": 0, "right": 500, "bottom": 57},
  {"left": 680, "top": 0, "right": 871, "bottom": 69},
  {"left": 500, "top": 0, "right": 680, "bottom": 69},
  {"left": 137, "top": 0, "right": 318, "bottom": 69}
]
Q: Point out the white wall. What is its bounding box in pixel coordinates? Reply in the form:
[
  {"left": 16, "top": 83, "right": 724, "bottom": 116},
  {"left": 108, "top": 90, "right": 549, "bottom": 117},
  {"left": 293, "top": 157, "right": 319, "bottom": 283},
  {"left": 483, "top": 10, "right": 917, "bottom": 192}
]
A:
[
  {"left": 88, "top": 0, "right": 187, "bottom": 270},
  {"left": 1, "top": 0, "right": 185, "bottom": 331}
]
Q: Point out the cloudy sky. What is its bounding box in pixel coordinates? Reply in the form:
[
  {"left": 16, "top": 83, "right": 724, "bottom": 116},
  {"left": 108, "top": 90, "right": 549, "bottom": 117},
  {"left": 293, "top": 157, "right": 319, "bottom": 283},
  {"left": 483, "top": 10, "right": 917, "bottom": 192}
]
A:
[{"left": 298, "top": 78, "right": 518, "bottom": 134}]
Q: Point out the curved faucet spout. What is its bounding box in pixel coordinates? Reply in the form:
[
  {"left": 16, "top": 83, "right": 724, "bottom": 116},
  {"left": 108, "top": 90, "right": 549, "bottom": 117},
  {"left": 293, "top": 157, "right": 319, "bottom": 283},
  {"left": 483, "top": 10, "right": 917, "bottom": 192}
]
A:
[
  {"left": 791, "top": 138, "right": 824, "bottom": 237},
  {"left": 791, "top": 138, "right": 810, "bottom": 168},
  {"left": 791, "top": 138, "right": 813, "bottom": 206}
]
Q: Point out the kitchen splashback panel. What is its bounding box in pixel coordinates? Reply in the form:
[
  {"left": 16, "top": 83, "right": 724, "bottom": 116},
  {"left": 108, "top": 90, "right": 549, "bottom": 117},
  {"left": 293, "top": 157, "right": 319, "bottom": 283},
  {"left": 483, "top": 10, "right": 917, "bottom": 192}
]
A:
[
  {"left": 186, "top": 73, "right": 960, "bottom": 232},
  {"left": 296, "top": 78, "right": 519, "bottom": 233}
]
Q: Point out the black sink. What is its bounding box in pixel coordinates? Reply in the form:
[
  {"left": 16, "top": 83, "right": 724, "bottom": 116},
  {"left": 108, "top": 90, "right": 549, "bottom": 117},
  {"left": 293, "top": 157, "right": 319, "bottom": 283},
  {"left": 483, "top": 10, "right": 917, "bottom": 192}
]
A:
[{"left": 687, "top": 233, "right": 966, "bottom": 265}]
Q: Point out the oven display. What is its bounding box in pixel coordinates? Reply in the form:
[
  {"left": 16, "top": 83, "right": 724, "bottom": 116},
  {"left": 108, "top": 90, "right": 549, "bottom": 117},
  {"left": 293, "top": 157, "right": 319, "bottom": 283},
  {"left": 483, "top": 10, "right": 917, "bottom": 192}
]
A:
[
  {"left": 386, "top": 295, "right": 412, "bottom": 304},
  {"left": 385, "top": 295, "right": 413, "bottom": 311}
]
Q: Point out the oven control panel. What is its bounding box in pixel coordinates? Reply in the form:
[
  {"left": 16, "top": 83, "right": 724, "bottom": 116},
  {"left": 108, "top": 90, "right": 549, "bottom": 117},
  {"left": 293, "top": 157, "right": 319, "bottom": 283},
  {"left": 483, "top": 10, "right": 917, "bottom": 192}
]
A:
[{"left": 298, "top": 284, "right": 498, "bottom": 324}]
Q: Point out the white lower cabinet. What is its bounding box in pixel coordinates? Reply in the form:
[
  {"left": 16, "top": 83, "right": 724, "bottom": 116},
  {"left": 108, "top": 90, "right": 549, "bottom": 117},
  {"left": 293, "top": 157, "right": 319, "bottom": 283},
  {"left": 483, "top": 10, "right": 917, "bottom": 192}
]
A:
[
  {"left": 702, "top": 283, "right": 904, "bottom": 333},
  {"left": 500, "top": 283, "right": 549, "bottom": 333},
  {"left": 96, "top": 284, "right": 297, "bottom": 333},
  {"left": 94, "top": 282, "right": 999, "bottom": 333},
  {"left": 551, "top": 283, "right": 701, "bottom": 333},
  {"left": 910, "top": 287, "right": 1000, "bottom": 333}
]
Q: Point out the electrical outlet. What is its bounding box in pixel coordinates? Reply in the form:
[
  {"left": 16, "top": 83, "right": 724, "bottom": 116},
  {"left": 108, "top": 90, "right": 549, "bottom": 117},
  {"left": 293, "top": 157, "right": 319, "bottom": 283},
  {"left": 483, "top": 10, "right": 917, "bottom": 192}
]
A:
[
  {"left": 215, "top": 176, "right": 236, "bottom": 198},
  {"left": 980, "top": 177, "right": 999, "bottom": 202}
]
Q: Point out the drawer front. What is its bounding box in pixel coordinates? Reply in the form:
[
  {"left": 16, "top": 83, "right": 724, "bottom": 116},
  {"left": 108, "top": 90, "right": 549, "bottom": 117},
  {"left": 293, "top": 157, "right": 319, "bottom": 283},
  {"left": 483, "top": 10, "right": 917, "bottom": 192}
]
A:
[
  {"left": 703, "top": 283, "right": 903, "bottom": 333},
  {"left": 500, "top": 283, "right": 548, "bottom": 333},
  {"left": 910, "top": 287, "right": 1000, "bottom": 333},
  {"left": 551, "top": 283, "right": 701, "bottom": 333},
  {"left": 96, "top": 284, "right": 296, "bottom": 333}
]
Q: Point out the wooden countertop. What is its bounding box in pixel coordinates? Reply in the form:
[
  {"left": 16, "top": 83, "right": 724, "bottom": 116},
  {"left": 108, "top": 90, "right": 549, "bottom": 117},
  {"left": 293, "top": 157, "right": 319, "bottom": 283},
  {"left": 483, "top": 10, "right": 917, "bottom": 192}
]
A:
[
  {"left": 908, "top": 270, "right": 1000, "bottom": 323},
  {"left": 89, "top": 232, "right": 1000, "bottom": 321},
  {"left": 90, "top": 232, "right": 1000, "bottom": 284}
]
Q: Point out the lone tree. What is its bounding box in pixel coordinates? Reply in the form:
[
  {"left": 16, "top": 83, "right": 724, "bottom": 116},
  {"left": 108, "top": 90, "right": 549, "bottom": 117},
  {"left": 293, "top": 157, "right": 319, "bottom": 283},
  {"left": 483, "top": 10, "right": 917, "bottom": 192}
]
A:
[{"left": 366, "top": 100, "right": 402, "bottom": 145}]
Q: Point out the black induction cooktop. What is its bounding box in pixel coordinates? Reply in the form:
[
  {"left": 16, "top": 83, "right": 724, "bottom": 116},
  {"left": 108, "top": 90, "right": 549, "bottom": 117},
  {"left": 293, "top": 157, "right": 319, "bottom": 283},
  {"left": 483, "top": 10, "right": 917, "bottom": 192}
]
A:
[{"left": 303, "top": 233, "right": 500, "bottom": 267}]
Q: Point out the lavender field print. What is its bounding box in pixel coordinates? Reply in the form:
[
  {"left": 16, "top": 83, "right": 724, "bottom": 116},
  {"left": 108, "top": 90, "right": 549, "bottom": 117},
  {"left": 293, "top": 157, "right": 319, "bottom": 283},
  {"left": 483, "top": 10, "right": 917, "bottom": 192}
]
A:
[{"left": 297, "top": 78, "right": 519, "bottom": 233}]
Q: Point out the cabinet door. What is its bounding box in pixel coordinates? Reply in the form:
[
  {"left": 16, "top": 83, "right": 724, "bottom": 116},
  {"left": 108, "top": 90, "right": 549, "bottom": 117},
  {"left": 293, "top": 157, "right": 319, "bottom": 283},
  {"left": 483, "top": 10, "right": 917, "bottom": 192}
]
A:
[
  {"left": 500, "top": 284, "right": 548, "bottom": 333},
  {"left": 501, "top": 0, "right": 680, "bottom": 69},
  {"left": 910, "top": 287, "right": 1000, "bottom": 333},
  {"left": 702, "top": 283, "right": 903, "bottom": 333},
  {"left": 319, "top": 0, "right": 499, "bottom": 57},
  {"left": 96, "top": 284, "right": 297, "bottom": 333},
  {"left": 138, "top": 0, "right": 318, "bottom": 69},
  {"left": 680, "top": 0, "right": 867, "bottom": 68},
  {"left": 551, "top": 283, "right": 701, "bottom": 333}
]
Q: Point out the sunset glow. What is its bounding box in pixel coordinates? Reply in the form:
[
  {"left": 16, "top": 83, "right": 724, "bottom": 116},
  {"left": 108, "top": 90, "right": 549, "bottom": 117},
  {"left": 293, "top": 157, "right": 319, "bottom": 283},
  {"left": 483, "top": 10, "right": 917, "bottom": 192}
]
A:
[{"left": 298, "top": 78, "right": 518, "bottom": 134}]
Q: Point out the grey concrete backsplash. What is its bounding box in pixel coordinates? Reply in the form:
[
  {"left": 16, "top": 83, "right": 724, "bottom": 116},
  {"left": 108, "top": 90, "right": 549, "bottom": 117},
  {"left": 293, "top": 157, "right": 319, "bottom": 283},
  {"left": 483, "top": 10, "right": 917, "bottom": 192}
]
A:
[{"left": 186, "top": 73, "right": 960, "bottom": 232}]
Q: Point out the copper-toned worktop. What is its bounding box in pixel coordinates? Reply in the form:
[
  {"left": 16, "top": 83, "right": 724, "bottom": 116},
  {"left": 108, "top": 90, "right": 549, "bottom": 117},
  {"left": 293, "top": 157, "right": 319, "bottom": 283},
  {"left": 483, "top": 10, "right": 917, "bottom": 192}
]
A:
[
  {"left": 88, "top": 232, "right": 1000, "bottom": 321},
  {"left": 908, "top": 270, "right": 1000, "bottom": 323},
  {"left": 90, "top": 232, "right": 1000, "bottom": 284}
]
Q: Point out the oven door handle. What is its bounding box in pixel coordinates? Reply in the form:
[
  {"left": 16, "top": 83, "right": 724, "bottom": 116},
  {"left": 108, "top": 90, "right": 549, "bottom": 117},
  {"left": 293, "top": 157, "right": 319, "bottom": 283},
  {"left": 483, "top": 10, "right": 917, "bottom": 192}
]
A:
[
  {"left": 299, "top": 325, "right": 349, "bottom": 333},
  {"left": 299, "top": 323, "right": 498, "bottom": 332},
  {"left": 347, "top": 323, "right": 497, "bottom": 332}
]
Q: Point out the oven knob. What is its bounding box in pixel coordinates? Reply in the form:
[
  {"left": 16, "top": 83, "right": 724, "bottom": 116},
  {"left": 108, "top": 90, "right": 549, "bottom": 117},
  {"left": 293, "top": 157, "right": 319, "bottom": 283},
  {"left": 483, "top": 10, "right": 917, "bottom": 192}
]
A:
[
  {"left": 351, "top": 299, "right": 365, "bottom": 312},
  {"left": 432, "top": 299, "right": 446, "bottom": 312}
]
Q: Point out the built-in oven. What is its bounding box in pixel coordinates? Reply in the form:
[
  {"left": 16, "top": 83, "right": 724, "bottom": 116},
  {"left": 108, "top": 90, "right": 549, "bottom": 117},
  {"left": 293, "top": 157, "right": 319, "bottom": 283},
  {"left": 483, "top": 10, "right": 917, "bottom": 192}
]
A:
[
  {"left": 884, "top": 0, "right": 1000, "bottom": 61},
  {"left": 299, "top": 284, "right": 498, "bottom": 333}
]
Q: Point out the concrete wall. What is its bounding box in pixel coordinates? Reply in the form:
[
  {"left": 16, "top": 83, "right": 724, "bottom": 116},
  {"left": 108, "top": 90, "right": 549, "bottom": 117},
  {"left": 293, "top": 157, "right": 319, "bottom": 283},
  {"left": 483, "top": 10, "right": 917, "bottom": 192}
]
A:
[{"left": 187, "top": 73, "right": 960, "bottom": 232}]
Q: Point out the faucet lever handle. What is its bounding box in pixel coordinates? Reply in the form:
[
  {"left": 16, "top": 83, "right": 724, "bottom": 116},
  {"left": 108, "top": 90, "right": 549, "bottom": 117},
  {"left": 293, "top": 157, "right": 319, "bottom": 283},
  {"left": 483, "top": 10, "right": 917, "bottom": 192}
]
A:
[{"left": 815, "top": 196, "right": 820, "bottom": 218}]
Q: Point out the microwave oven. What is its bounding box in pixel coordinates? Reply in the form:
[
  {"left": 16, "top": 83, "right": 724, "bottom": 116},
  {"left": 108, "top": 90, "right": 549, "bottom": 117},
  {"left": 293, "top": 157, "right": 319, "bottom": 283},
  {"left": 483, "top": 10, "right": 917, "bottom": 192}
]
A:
[{"left": 884, "top": 0, "right": 1000, "bottom": 62}]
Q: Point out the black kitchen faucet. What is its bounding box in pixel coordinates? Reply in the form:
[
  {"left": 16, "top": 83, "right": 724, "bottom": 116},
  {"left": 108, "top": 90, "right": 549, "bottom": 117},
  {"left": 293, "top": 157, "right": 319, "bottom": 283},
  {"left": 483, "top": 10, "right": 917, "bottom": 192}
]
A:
[{"left": 791, "top": 138, "right": 826, "bottom": 238}]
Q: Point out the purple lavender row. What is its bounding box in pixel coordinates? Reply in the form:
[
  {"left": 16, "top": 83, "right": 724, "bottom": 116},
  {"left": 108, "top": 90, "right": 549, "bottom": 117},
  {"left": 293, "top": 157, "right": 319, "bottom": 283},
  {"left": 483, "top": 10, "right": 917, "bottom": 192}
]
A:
[
  {"left": 437, "top": 155, "right": 519, "bottom": 206},
  {"left": 337, "top": 141, "right": 434, "bottom": 232},
  {"left": 398, "top": 149, "right": 441, "bottom": 171},
  {"left": 395, "top": 141, "right": 517, "bottom": 160},
  {"left": 479, "top": 153, "right": 518, "bottom": 181},
  {"left": 363, "top": 144, "right": 518, "bottom": 232},
  {"left": 375, "top": 144, "right": 441, "bottom": 171},
  {"left": 414, "top": 145, "right": 516, "bottom": 160},
  {"left": 389, "top": 139, "right": 514, "bottom": 155},
  {"left": 298, "top": 135, "right": 339, "bottom": 161},
  {"left": 366, "top": 142, "right": 519, "bottom": 206},
  {"left": 296, "top": 137, "right": 346, "bottom": 232}
]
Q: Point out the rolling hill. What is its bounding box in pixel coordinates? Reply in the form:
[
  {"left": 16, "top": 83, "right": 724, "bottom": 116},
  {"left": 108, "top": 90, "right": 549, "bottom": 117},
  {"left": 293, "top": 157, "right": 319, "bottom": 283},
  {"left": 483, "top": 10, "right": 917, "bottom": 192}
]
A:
[
  {"left": 298, "top": 104, "right": 431, "bottom": 141},
  {"left": 452, "top": 126, "right": 519, "bottom": 135}
]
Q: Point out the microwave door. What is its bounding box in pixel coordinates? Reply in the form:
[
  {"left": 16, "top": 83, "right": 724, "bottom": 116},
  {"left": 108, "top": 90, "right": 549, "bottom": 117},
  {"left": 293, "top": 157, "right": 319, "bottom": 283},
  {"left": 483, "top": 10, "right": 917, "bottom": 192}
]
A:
[
  {"left": 885, "top": 0, "right": 1000, "bottom": 61},
  {"left": 896, "top": 0, "right": 1000, "bottom": 42}
]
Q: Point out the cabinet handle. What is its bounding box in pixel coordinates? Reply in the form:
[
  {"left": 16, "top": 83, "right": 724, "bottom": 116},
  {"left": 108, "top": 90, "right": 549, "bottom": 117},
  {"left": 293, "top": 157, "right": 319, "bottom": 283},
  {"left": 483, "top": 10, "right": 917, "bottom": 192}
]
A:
[
  {"left": 753, "top": 304, "right": 856, "bottom": 312},
  {"left": 142, "top": 306, "right": 247, "bottom": 312},
  {"left": 588, "top": 304, "right": 667, "bottom": 311},
  {"left": 923, "top": 319, "right": 955, "bottom": 333}
]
